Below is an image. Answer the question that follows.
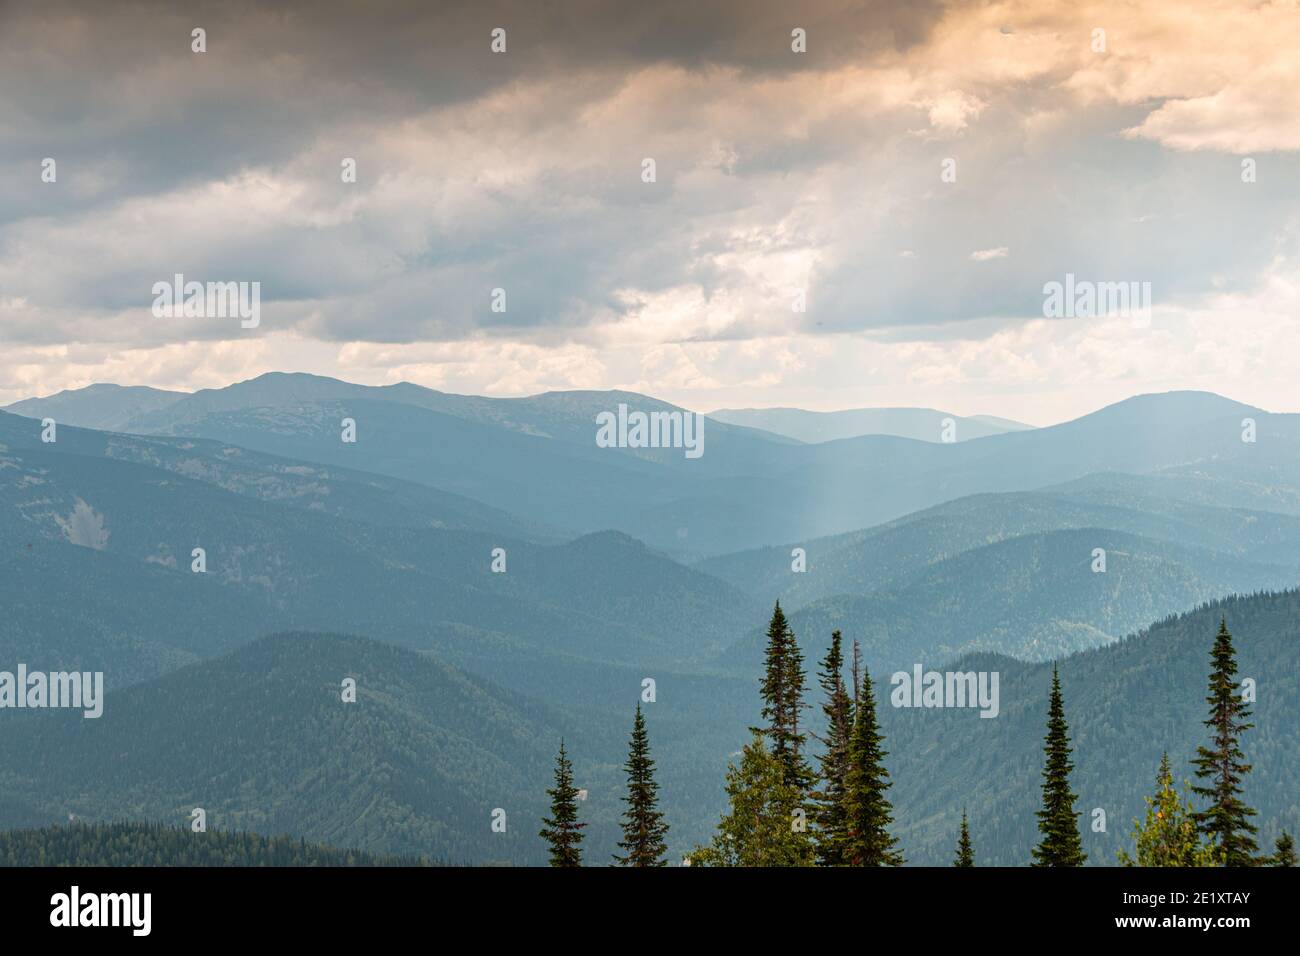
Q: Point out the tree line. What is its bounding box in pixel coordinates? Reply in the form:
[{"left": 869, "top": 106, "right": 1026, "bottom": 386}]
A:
[
  {"left": 539, "top": 603, "right": 1295, "bottom": 867},
  {"left": 0, "top": 820, "right": 439, "bottom": 867}
]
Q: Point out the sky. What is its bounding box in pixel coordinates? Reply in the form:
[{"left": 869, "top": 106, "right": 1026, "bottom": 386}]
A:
[{"left": 1, "top": 0, "right": 1298, "bottom": 425}]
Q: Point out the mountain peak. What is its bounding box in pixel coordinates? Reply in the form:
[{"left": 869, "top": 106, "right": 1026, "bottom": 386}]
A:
[{"left": 1068, "top": 390, "right": 1263, "bottom": 428}]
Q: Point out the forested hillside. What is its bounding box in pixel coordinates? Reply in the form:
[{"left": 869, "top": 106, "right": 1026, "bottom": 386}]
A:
[
  {"left": 881, "top": 590, "right": 1300, "bottom": 864},
  {"left": 0, "top": 821, "right": 436, "bottom": 867},
  {"left": 0, "top": 634, "right": 560, "bottom": 863},
  {"left": 0, "top": 631, "right": 754, "bottom": 864},
  {"left": 716, "top": 528, "right": 1296, "bottom": 672}
]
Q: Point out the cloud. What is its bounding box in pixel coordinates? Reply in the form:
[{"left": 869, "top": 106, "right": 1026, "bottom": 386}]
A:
[
  {"left": 1123, "top": 66, "right": 1300, "bottom": 152},
  {"left": 7, "top": 259, "right": 1300, "bottom": 425},
  {"left": 919, "top": 90, "right": 986, "bottom": 132},
  {"left": 1, "top": 0, "right": 1298, "bottom": 416}
]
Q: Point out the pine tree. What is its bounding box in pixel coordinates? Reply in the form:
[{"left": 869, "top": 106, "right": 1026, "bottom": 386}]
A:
[
  {"left": 850, "top": 638, "right": 862, "bottom": 704},
  {"left": 842, "top": 663, "right": 902, "bottom": 866},
  {"left": 812, "top": 630, "right": 854, "bottom": 865},
  {"left": 954, "top": 809, "right": 974, "bottom": 867},
  {"left": 1191, "top": 618, "right": 1259, "bottom": 866},
  {"left": 1272, "top": 832, "right": 1296, "bottom": 867},
  {"left": 753, "top": 601, "right": 813, "bottom": 793},
  {"left": 1031, "top": 665, "right": 1086, "bottom": 866},
  {"left": 1118, "top": 753, "right": 1219, "bottom": 866},
  {"left": 688, "top": 732, "right": 815, "bottom": 867},
  {"left": 539, "top": 740, "right": 585, "bottom": 867},
  {"left": 613, "top": 704, "right": 669, "bottom": 867}
]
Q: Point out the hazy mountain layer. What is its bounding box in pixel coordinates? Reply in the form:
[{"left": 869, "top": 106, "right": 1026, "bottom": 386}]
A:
[
  {"left": 11, "top": 377, "right": 1294, "bottom": 557},
  {"left": 882, "top": 590, "right": 1300, "bottom": 865},
  {"left": 708, "top": 405, "right": 1031, "bottom": 443},
  {"left": 712, "top": 527, "right": 1297, "bottom": 673},
  {"left": 3, "top": 592, "right": 1295, "bottom": 867},
  {"left": 0, "top": 632, "right": 755, "bottom": 864},
  {"left": 697, "top": 477, "right": 1300, "bottom": 608}
]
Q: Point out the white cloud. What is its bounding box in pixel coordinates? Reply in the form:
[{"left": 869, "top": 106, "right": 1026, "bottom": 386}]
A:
[{"left": 2, "top": 0, "right": 1299, "bottom": 417}]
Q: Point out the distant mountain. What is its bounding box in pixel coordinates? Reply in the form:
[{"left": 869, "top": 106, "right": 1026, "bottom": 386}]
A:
[
  {"left": 0, "top": 632, "right": 756, "bottom": 865},
  {"left": 712, "top": 528, "right": 1298, "bottom": 673},
  {"left": 0, "top": 821, "right": 437, "bottom": 867},
  {"left": 18, "top": 372, "right": 794, "bottom": 460},
  {"left": 707, "top": 406, "right": 1032, "bottom": 443},
  {"left": 9, "top": 378, "right": 1292, "bottom": 557},
  {"left": 880, "top": 589, "right": 1300, "bottom": 865},
  {"left": 969, "top": 414, "right": 1033, "bottom": 431},
  {"left": 0, "top": 409, "right": 760, "bottom": 688},
  {"left": 0, "top": 408, "right": 558, "bottom": 541},
  {"left": 697, "top": 478, "right": 1300, "bottom": 608},
  {"left": 0, "top": 540, "right": 285, "bottom": 686},
  {"left": 0, "top": 633, "right": 559, "bottom": 863},
  {"left": 4, "top": 384, "right": 185, "bottom": 432},
  {"left": 7, "top": 374, "right": 1298, "bottom": 868},
  {"left": 4, "top": 597, "right": 1295, "bottom": 867}
]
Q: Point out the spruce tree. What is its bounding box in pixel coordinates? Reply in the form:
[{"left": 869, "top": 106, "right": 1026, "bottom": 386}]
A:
[
  {"left": 812, "top": 630, "right": 854, "bottom": 865},
  {"left": 954, "top": 809, "right": 974, "bottom": 867},
  {"left": 1191, "top": 618, "right": 1258, "bottom": 866},
  {"left": 850, "top": 638, "right": 862, "bottom": 704},
  {"left": 688, "top": 732, "right": 815, "bottom": 867},
  {"left": 613, "top": 704, "right": 669, "bottom": 867},
  {"left": 539, "top": 740, "right": 585, "bottom": 866},
  {"left": 753, "top": 601, "right": 813, "bottom": 793},
  {"left": 1272, "top": 832, "right": 1296, "bottom": 867},
  {"left": 1118, "top": 753, "right": 1219, "bottom": 866},
  {"left": 1031, "top": 665, "right": 1086, "bottom": 866},
  {"left": 842, "top": 664, "right": 902, "bottom": 866}
]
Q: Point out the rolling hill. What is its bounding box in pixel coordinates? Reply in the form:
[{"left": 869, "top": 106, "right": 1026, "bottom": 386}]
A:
[
  {"left": 3, "top": 593, "right": 1295, "bottom": 867},
  {"left": 696, "top": 477, "right": 1300, "bottom": 608},
  {"left": 0, "top": 410, "right": 762, "bottom": 686},
  {"left": 0, "top": 631, "right": 757, "bottom": 865},
  {"left": 880, "top": 589, "right": 1300, "bottom": 865},
  {"left": 13, "top": 377, "right": 1298, "bottom": 558},
  {"left": 0, "top": 821, "right": 437, "bottom": 867},
  {"left": 0, "top": 633, "right": 560, "bottom": 863},
  {"left": 712, "top": 527, "right": 1298, "bottom": 673},
  {"left": 4, "top": 384, "right": 186, "bottom": 433},
  {"left": 708, "top": 406, "right": 1032, "bottom": 443}
]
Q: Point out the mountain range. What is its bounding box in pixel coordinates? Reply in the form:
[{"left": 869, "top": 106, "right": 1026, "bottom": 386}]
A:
[
  {"left": 707, "top": 406, "right": 1032, "bottom": 443},
  {"left": 2, "top": 375, "right": 1297, "bottom": 864},
  {"left": 11, "top": 376, "right": 1298, "bottom": 559}
]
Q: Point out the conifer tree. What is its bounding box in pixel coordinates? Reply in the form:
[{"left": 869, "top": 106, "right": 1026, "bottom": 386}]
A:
[
  {"left": 539, "top": 740, "right": 585, "bottom": 866},
  {"left": 1191, "top": 618, "right": 1259, "bottom": 866},
  {"left": 1118, "top": 753, "right": 1219, "bottom": 866},
  {"left": 753, "top": 601, "right": 813, "bottom": 792},
  {"left": 842, "top": 664, "right": 902, "bottom": 866},
  {"left": 688, "top": 732, "right": 815, "bottom": 867},
  {"left": 850, "top": 638, "right": 862, "bottom": 704},
  {"left": 812, "top": 630, "right": 854, "bottom": 865},
  {"left": 1271, "top": 832, "right": 1296, "bottom": 867},
  {"left": 953, "top": 809, "right": 974, "bottom": 867},
  {"left": 613, "top": 704, "right": 669, "bottom": 867},
  {"left": 1031, "top": 665, "right": 1086, "bottom": 866}
]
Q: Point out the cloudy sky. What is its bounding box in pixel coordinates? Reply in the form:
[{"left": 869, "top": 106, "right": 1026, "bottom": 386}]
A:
[{"left": 1, "top": 0, "right": 1298, "bottom": 423}]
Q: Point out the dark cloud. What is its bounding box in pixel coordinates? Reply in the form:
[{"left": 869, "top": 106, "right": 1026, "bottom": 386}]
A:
[{"left": 1, "top": 0, "right": 1297, "bottom": 363}]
